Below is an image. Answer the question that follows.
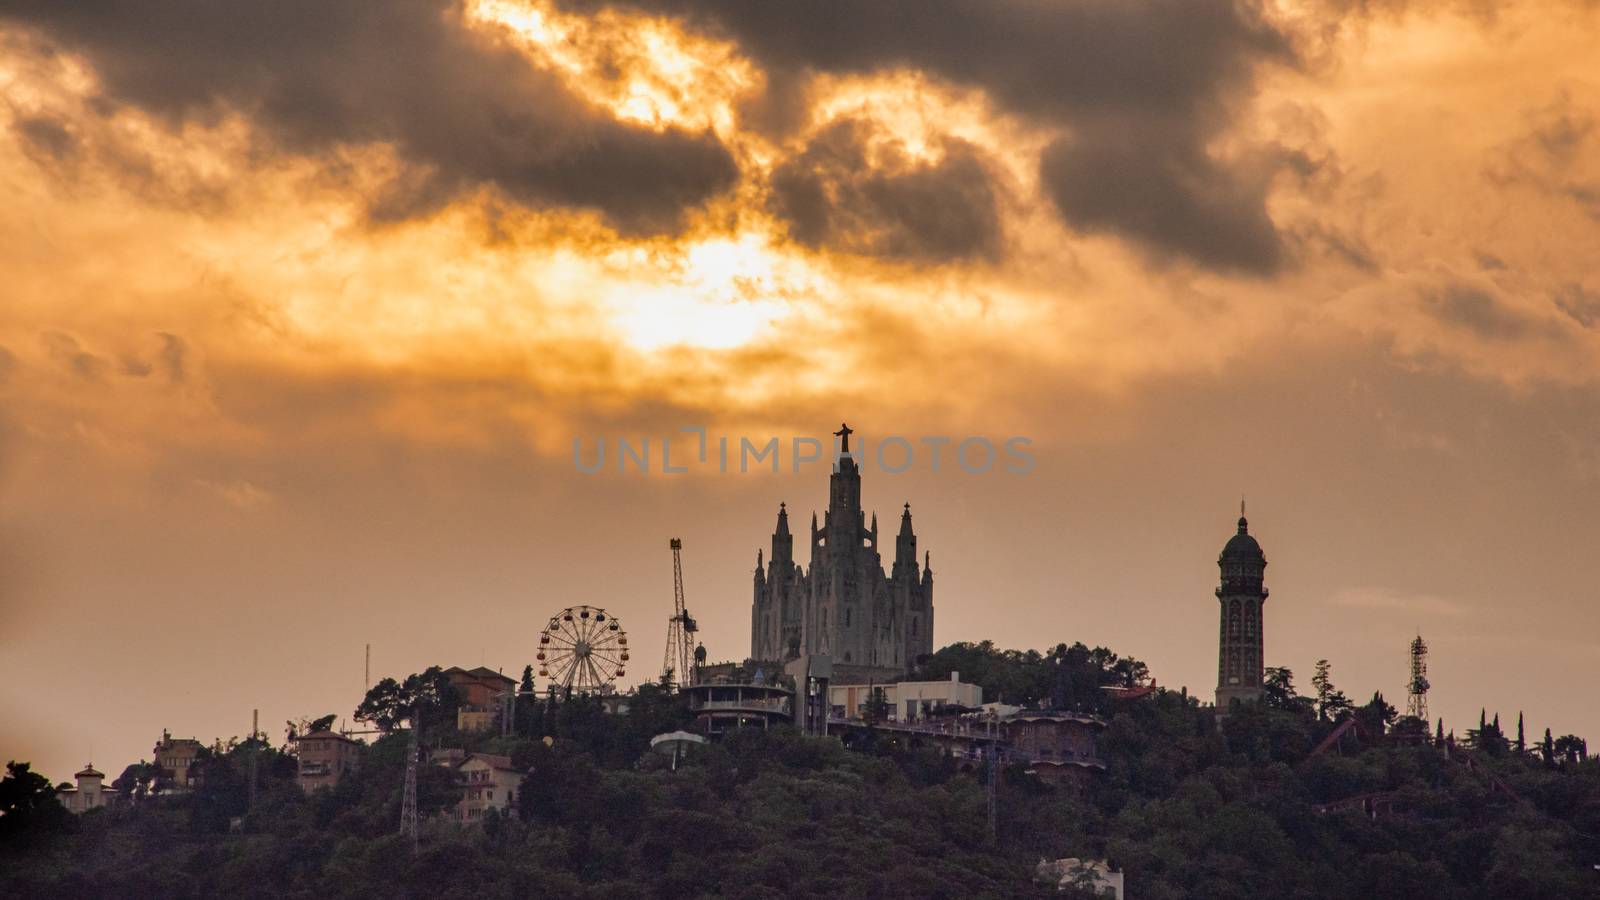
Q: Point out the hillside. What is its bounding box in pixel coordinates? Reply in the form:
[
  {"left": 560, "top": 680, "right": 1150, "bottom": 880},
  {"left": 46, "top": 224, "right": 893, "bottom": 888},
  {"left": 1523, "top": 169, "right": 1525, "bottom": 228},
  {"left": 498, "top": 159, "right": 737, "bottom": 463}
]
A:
[{"left": 3, "top": 643, "right": 1598, "bottom": 899}]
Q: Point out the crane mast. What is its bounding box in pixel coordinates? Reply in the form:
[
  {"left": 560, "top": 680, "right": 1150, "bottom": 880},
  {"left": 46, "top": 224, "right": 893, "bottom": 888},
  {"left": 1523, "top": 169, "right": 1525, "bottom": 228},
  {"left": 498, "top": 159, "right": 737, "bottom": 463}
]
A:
[{"left": 664, "top": 538, "right": 698, "bottom": 688}]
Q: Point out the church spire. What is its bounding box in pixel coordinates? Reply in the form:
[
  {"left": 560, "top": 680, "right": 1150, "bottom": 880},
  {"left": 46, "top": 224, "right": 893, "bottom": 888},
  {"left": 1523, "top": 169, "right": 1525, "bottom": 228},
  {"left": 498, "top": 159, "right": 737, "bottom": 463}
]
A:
[
  {"left": 893, "top": 502, "right": 916, "bottom": 575},
  {"left": 770, "top": 502, "right": 793, "bottom": 564}
]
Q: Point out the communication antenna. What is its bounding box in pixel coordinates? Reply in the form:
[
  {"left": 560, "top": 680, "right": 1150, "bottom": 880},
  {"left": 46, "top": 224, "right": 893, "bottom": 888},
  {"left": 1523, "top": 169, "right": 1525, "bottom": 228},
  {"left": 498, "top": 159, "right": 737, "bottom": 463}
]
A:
[
  {"left": 1406, "top": 634, "right": 1430, "bottom": 722},
  {"left": 248, "top": 709, "right": 259, "bottom": 811},
  {"left": 664, "top": 539, "right": 698, "bottom": 688}
]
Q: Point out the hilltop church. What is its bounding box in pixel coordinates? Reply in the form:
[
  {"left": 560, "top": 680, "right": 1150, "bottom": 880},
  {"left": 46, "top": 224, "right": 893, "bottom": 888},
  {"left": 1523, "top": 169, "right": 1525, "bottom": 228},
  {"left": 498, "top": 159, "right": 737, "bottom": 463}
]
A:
[{"left": 750, "top": 425, "right": 934, "bottom": 679}]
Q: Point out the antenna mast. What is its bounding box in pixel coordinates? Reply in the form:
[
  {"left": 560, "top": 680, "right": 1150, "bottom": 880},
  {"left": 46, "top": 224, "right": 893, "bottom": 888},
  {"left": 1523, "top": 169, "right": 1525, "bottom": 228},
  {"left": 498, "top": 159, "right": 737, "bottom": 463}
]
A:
[
  {"left": 664, "top": 539, "right": 698, "bottom": 688},
  {"left": 1406, "top": 634, "right": 1430, "bottom": 722}
]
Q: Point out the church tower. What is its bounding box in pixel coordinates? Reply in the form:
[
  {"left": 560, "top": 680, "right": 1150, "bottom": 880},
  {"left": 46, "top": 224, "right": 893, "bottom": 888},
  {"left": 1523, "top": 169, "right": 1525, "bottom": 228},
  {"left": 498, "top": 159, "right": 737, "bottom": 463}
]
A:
[
  {"left": 1215, "top": 503, "right": 1268, "bottom": 710},
  {"left": 749, "top": 423, "right": 934, "bottom": 677}
]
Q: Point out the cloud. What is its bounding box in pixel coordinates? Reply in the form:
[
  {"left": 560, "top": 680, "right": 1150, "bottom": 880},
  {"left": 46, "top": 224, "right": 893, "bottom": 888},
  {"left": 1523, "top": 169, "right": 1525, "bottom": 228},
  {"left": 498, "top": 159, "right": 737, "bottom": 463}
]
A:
[
  {"left": 0, "top": 344, "right": 15, "bottom": 384},
  {"left": 1421, "top": 284, "right": 1569, "bottom": 343},
  {"left": 768, "top": 118, "right": 1003, "bottom": 263},
  {"left": 13, "top": 114, "right": 77, "bottom": 163},
  {"left": 195, "top": 478, "right": 273, "bottom": 512},
  {"left": 0, "top": 0, "right": 739, "bottom": 233},
  {"left": 1554, "top": 283, "right": 1600, "bottom": 329},
  {"left": 565, "top": 0, "right": 1297, "bottom": 272},
  {"left": 39, "top": 331, "right": 108, "bottom": 382},
  {"left": 1487, "top": 94, "right": 1600, "bottom": 223},
  {"left": 1039, "top": 128, "right": 1286, "bottom": 273}
]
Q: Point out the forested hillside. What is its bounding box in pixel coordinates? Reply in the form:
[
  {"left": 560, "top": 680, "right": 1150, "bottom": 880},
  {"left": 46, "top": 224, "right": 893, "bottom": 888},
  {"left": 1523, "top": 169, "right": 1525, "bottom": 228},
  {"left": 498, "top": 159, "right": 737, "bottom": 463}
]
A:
[{"left": 3, "top": 644, "right": 1597, "bottom": 899}]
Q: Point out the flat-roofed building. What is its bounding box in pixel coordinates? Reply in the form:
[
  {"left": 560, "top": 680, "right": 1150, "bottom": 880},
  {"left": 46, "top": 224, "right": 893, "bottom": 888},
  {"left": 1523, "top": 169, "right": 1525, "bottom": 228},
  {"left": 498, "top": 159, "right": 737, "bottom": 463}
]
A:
[
  {"left": 1003, "top": 711, "right": 1106, "bottom": 786},
  {"left": 829, "top": 673, "right": 982, "bottom": 723},
  {"left": 153, "top": 730, "right": 204, "bottom": 790}
]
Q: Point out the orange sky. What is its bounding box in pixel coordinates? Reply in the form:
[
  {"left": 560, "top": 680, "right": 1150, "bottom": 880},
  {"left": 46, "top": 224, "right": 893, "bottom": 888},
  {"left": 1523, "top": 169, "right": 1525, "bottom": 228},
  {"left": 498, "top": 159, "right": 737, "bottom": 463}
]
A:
[{"left": 2, "top": 0, "right": 1599, "bottom": 782}]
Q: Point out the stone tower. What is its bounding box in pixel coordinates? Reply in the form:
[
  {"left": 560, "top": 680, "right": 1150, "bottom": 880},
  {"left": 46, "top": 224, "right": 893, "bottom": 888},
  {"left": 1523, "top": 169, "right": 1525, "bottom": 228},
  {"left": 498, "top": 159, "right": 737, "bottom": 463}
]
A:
[
  {"left": 751, "top": 423, "right": 934, "bottom": 676},
  {"left": 1215, "top": 504, "right": 1268, "bottom": 710}
]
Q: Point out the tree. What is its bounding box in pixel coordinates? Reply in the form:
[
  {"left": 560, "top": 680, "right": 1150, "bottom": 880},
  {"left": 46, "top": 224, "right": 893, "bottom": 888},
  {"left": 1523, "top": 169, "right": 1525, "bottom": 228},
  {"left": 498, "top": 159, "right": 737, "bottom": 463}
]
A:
[
  {"left": 112, "top": 761, "right": 161, "bottom": 805},
  {"left": 1262, "top": 667, "right": 1312, "bottom": 715},
  {"left": 1310, "top": 659, "right": 1351, "bottom": 721},
  {"left": 0, "top": 762, "right": 71, "bottom": 843},
  {"left": 1516, "top": 712, "right": 1526, "bottom": 754},
  {"left": 1468, "top": 710, "right": 1508, "bottom": 756},
  {"left": 1354, "top": 691, "right": 1397, "bottom": 737},
  {"left": 865, "top": 687, "right": 891, "bottom": 724},
  {"left": 1553, "top": 734, "right": 1587, "bottom": 765},
  {"left": 1542, "top": 727, "right": 1555, "bottom": 765},
  {"left": 354, "top": 667, "right": 460, "bottom": 732}
]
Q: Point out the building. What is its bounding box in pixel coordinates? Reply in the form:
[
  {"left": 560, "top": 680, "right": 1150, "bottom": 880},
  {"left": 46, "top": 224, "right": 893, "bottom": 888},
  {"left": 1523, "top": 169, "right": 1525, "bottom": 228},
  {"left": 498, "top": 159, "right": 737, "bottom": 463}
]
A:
[
  {"left": 291, "top": 730, "right": 363, "bottom": 792},
  {"left": 751, "top": 424, "right": 934, "bottom": 679},
  {"left": 443, "top": 666, "right": 517, "bottom": 733},
  {"left": 1003, "top": 712, "right": 1107, "bottom": 786},
  {"left": 1036, "top": 858, "right": 1124, "bottom": 897},
  {"left": 683, "top": 678, "right": 794, "bottom": 735},
  {"left": 455, "top": 753, "right": 528, "bottom": 823},
  {"left": 153, "top": 730, "right": 204, "bottom": 790},
  {"left": 56, "top": 764, "right": 117, "bottom": 813},
  {"left": 1216, "top": 505, "right": 1269, "bottom": 710},
  {"left": 829, "top": 673, "right": 982, "bottom": 723}
]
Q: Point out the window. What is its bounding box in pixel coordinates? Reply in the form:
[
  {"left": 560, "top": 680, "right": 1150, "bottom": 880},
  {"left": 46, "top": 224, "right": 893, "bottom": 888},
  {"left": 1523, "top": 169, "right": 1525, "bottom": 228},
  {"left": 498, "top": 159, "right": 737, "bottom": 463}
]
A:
[{"left": 844, "top": 608, "right": 851, "bottom": 627}]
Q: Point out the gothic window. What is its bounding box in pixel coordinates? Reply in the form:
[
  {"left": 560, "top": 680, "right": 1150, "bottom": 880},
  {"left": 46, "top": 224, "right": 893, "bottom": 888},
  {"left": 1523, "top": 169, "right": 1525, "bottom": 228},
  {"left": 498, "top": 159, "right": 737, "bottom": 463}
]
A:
[
  {"left": 844, "top": 607, "right": 851, "bottom": 627},
  {"left": 911, "top": 618, "right": 918, "bottom": 636}
]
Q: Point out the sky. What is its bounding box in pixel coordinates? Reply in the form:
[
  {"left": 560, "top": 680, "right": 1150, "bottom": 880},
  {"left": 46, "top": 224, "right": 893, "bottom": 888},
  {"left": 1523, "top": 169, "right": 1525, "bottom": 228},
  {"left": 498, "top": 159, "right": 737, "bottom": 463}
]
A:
[{"left": 1, "top": 0, "right": 1598, "bottom": 783}]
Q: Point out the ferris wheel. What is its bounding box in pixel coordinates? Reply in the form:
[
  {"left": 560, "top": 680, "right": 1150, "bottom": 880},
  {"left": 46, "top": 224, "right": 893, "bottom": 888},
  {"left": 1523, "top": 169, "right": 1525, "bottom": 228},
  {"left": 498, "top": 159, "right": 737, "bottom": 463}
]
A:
[{"left": 537, "top": 605, "right": 629, "bottom": 692}]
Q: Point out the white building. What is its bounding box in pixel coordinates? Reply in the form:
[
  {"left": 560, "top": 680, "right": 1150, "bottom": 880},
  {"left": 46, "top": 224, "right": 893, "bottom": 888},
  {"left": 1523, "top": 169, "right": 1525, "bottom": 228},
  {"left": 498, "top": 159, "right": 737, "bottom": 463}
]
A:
[
  {"left": 455, "top": 753, "right": 528, "bottom": 823},
  {"left": 1036, "top": 858, "right": 1124, "bottom": 898},
  {"left": 57, "top": 764, "right": 118, "bottom": 813},
  {"left": 829, "top": 672, "right": 982, "bottom": 723}
]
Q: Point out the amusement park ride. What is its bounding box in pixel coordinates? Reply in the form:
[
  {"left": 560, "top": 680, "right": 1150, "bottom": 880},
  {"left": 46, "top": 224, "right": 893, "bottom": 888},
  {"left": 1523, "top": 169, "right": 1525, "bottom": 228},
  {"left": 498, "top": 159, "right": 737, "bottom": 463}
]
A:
[
  {"left": 664, "top": 538, "right": 699, "bottom": 688},
  {"left": 536, "top": 605, "right": 629, "bottom": 692}
]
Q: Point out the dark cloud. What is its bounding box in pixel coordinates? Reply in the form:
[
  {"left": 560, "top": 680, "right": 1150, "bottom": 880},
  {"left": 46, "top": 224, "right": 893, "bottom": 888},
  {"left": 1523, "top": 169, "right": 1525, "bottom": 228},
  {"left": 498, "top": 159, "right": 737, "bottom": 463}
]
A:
[
  {"left": 769, "top": 118, "right": 1002, "bottom": 263},
  {"left": 1555, "top": 283, "right": 1600, "bottom": 330},
  {"left": 1473, "top": 251, "right": 1507, "bottom": 271},
  {"left": 39, "top": 330, "right": 108, "bottom": 381},
  {"left": 1423, "top": 284, "right": 1569, "bottom": 342},
  {"left": 14, "top": 114, "right": 77, "bottom": 162},
  {"left": 1, "top": 1, "right": 738, "bottom": 233},
  {"left": 564, "top": 0, "right": 1296, "bottom": 272},
  {"left": 155, "top": 333, "right": 189, "bottom": 383},
  {"left": 1040, "top": 128, "right": 1284, "bottom": 272},
  {"left": 1487, "top": 96, "right": 1600, "bottom": 223}
]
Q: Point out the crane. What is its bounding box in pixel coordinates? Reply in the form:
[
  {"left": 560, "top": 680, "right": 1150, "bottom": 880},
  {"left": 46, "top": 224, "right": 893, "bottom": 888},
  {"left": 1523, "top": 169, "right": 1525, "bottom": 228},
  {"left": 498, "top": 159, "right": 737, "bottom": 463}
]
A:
[{"left": 664, "top": 538, "right": 698, "bottom": 688}]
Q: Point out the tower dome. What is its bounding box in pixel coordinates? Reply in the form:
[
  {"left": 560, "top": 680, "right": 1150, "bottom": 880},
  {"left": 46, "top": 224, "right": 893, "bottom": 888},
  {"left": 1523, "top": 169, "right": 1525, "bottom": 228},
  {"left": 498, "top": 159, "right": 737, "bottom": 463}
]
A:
[{"left": 1219, "top": 515, "right": 1266, "bottom": 565}]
